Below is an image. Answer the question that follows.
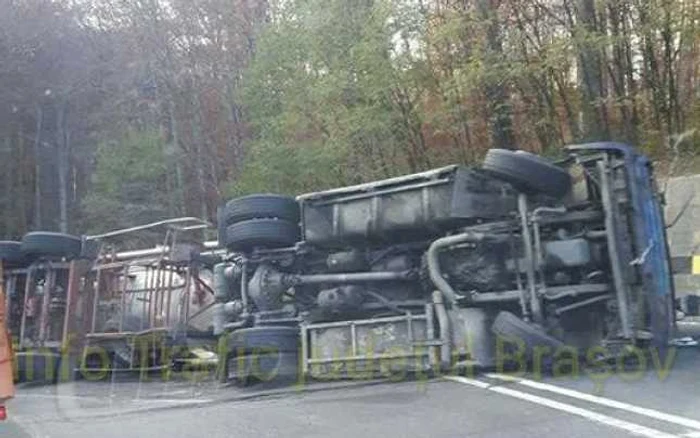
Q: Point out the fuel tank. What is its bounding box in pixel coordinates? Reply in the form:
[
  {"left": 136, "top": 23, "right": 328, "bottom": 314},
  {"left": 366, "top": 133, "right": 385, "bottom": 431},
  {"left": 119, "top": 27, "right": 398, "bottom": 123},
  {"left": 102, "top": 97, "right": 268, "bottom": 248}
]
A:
[{"left": 298, "top": 166, "right": 515, "bottom": 247}]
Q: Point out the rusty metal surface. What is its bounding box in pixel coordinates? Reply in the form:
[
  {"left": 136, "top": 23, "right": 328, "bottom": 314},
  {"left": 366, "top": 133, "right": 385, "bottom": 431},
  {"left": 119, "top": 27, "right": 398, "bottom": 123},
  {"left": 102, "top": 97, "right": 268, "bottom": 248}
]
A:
[
  {"left": 0, "top": 263, "right": 15, "bottom": 402},
  {"left": 304, "top": 315, "right": 432, "bottom": 378}
]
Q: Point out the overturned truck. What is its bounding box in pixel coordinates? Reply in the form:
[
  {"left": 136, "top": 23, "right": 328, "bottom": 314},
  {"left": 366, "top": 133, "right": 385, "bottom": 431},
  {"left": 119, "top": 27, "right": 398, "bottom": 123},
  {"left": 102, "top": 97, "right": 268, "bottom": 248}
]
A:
[
  {"left": 0, "top": 218, "right": 220, "bottom": 383},
  {"left": 214, "top": 143, "right": 675, "bottom": 383}
]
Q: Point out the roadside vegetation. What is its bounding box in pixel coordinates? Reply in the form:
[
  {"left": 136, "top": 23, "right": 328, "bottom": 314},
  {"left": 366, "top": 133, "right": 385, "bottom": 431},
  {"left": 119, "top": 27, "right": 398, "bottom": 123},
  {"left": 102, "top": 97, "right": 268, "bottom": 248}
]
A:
[{"left": 0, "top": 0, "right": 699, "bottom": 237}]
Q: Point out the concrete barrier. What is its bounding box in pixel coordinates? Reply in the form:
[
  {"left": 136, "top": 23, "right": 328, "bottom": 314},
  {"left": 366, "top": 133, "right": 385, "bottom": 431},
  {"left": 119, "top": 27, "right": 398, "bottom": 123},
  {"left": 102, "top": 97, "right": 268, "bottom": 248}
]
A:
[{"left": 665, "top": 174, "right": 700, "bottom": 298}]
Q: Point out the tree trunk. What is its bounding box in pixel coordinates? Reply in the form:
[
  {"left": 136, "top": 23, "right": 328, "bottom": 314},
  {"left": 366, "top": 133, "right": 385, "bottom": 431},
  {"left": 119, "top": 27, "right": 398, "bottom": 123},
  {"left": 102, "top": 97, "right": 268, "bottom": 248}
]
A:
[
  {"left": 662, "top": 0, "right": 681, "bottom": 134},
  {"left": 3, "top": 137, "right": 13, "bottom": 234},
  {"left": 575, "top": 0, "right": 610, "bottom": 141},
  {"left": 478, "top": 0, "right": 515, "bottom": 149},
  {"left": 33, "top": 106, "right": 44, "bottom": 230},
  {"left": 608, "top": 0, "right": 634, "bottom": 143},
  {"left": 167, "top": 97, "right": 186, "bottom": 216},
  {"left": 192, "top": 92, "right": 210, "bottom": 220},
  {"left": 637, "top": 0, "right": 666, "bottom": 138},
  {"left": 56, "top": 101, "right": 69, "bottom": 233}
]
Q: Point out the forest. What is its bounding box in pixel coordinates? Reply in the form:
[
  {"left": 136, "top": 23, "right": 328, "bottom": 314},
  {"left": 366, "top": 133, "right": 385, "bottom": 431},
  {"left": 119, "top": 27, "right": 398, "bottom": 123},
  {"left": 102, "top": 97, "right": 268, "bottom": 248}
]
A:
[{"left": 0, "top": 0, "right": 698, "bottom": 239}]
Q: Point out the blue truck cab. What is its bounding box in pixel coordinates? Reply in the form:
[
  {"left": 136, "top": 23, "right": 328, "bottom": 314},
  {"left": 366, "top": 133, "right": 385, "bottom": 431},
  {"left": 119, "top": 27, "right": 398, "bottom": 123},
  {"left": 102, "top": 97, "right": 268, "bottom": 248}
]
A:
[{"left": 567, "top": 142, "right": 675, "bottom": 350}]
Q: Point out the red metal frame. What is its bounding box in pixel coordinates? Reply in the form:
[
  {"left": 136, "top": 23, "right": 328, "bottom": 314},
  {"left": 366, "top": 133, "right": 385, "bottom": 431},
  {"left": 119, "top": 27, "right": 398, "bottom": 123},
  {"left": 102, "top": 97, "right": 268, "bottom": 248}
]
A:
[
  {"left": 2, "top": 218, "right": 217, "bottom": 377},
  {"left": 0, "top": 263, "right": 16, "bottom": 415}
]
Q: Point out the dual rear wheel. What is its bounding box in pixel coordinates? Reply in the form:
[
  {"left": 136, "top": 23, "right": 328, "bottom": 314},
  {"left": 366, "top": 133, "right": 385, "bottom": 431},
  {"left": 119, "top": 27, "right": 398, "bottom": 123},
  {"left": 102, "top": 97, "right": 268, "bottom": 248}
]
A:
[
  {"left": 219, "top": 194, "right": 300, "bottom": 252},
  {"left": 1, "top": 232, "right": 84, "bottom": 267},
  {"left": 218, "top": 326, "right": 300, "bottom": 386}
]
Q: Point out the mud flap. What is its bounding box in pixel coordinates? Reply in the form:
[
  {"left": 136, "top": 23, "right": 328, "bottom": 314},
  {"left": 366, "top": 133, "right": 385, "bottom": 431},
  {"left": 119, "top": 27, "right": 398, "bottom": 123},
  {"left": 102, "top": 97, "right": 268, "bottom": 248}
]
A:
[
  {"left": 491, "top": 311, "right": 564, "bottom": 362},
  {"left": 450, "top": 308, "right": 498, "bottom": 368}
]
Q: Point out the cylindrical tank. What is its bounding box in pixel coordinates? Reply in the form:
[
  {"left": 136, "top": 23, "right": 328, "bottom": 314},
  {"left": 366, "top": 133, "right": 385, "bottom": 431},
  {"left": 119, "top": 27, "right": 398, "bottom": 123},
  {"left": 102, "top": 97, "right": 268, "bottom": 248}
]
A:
[{"left": 106, "top": 265, "right": 216, "bottom": 333}]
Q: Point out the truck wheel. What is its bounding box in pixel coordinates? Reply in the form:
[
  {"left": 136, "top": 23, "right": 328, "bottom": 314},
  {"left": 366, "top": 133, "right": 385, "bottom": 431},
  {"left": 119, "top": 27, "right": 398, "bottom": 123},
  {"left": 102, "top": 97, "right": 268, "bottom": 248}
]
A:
[
  {"left": 220, "top": 326, "right": 300, "bottom": 386},
  {"left": 227, "top": 326, "right": 300, "bottom": 353},
  {"left": 15, "top": 351, "right": 62, "bottom": 384},
  {"left": 21, "top": 232, "right": 83, "bottom": 260},
  {"left": 223, "top": 194, "right": 299, "bottom": 226},
  {"left": 483, "top": 149, "right": 572, "bottom": 198},
  {"left": 219, "top": 351, "right": 299, "bottom": 386},
  {"left": 224, "top": 219, "right": 299, "bottom": 252},
  {"left": 491, "top": 311, "right": 564, "bottom": 359},
  {"left": 0, "top": 241, "right": 28, "bottom": 267}
]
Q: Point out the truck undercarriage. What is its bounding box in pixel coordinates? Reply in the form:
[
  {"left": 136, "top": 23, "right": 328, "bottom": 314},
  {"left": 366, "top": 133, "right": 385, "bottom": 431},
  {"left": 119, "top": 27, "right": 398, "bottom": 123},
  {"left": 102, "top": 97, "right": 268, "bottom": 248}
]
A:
[{"left": 214, "top": 143, "right": 675, "bottom": 383}]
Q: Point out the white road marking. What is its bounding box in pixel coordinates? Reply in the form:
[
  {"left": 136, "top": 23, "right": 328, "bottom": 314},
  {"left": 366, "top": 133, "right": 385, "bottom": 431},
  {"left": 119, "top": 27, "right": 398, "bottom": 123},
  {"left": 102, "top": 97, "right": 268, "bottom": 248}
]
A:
[
  {"left": 134, "top": 398, "right": 213, "bottom": 404},
  {"left": 486, "top": 373, "right": 700, "bottom": 432},
  {"left": 681, "top": 432, "right": 700, "bottom": 438},
  {"left": 445, "top": 375, "right": 491, "bottom": 388},
  {"left": 16, "top": 393, "right": 103, "bottom": 401},
  {"left": 445, "top": 376, "right": 680, "bottom": 438},
  {"left": 157, "top": 390, "right": 190, "bottom": 396}
]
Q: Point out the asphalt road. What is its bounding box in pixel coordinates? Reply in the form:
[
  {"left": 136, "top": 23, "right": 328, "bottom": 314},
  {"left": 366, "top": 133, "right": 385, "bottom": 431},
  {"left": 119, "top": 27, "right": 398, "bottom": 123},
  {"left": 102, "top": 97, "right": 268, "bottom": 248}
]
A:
[{"left": 3, "top": 340, "right": 700, "bottom": 438}]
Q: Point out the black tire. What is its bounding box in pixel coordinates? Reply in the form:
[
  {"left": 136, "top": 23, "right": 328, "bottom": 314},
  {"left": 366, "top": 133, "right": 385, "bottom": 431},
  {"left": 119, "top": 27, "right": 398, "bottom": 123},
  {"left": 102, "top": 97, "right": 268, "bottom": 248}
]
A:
[
  {"left": 0, "top": 241, "right": 28, "bottom": 266},
  {"left": 21, "top": 232, "right": 82, "bottom": 260},
  {"left": 492, "top": 311, "right": 564, "bottom": 358},
  {"left": 219, "top": 351, "right": 299, "bottom": 386},
  {"left": 223, "top": 194, "right": 299, "bottom": 226},
  {"left": 219, "top": 326, "right": 300, "bottom": 385},
  {"left": 483, "top": 149, "right": 572, "bottom": 198},
  {"left": 226, "top": 326, "right": 300, "bottom": 353},
  {"left": 14, "top": 351, "right": 62, "bottom": 384},
  {"left": 224, "top": 219, "right": 299, "bottom": 252}
]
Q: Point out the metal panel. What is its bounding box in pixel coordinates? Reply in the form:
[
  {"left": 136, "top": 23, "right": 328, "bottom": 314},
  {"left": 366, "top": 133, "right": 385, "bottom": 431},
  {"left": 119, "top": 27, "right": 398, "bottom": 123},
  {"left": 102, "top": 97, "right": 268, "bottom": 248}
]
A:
[
  {"left": 304, "top": 314, "right": 434, "bottom": 378},
  {"left": 301, "top": 168, "right": 515, "bottom": 246}
]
